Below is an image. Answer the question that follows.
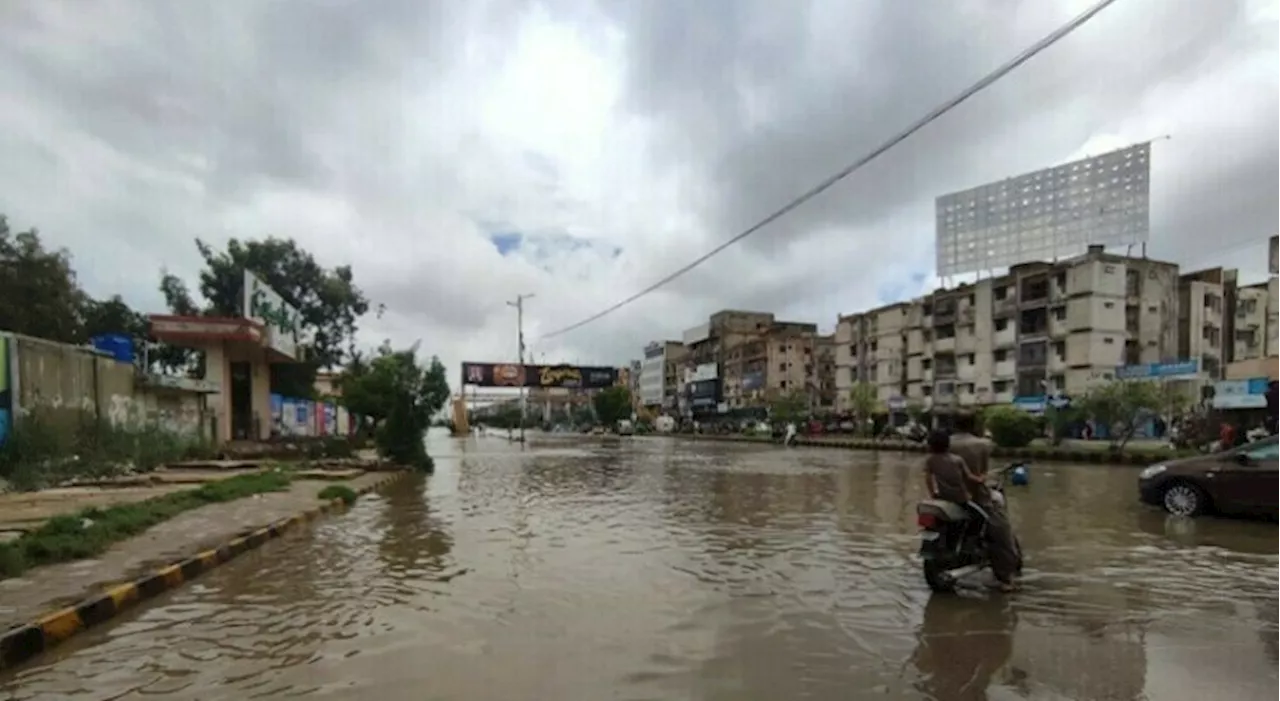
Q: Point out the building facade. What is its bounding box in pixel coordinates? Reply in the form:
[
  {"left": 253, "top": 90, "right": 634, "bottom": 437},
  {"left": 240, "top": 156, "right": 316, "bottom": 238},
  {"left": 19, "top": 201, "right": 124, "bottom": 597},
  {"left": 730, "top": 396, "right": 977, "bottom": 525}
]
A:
[
  {"left": 639, "top": 340, "right": 685, "bottom": 411},
  {"left": 835, "top": 246, "right": 1184, "bottom": 415}
]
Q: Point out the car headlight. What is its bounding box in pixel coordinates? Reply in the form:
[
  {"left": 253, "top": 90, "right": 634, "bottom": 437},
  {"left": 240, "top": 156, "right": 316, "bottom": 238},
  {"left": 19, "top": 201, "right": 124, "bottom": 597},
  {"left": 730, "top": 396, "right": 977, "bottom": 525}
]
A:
[{"left": 1139, "top": 464, "right": 1167, "bottom": 480}]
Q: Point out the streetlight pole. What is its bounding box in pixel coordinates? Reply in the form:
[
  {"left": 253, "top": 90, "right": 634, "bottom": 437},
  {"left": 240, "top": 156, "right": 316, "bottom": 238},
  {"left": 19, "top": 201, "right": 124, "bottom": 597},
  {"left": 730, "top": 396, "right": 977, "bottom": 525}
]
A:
[{"left": 507, "top": 293, "right": 535, "bottom": 443}]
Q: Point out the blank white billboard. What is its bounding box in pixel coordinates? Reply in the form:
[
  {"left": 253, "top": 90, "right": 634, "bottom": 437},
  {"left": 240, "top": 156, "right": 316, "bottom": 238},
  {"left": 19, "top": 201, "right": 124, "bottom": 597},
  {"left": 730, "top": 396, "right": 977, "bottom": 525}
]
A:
[{"left": 935, "top": 142, "right": 1151, "bottom": 277}]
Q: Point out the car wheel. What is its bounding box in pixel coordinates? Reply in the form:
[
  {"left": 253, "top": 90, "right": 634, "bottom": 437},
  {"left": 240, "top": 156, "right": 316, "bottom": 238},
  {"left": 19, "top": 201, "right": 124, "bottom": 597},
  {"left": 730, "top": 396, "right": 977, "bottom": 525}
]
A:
[{"left": 1162, "top": 481, "right": 1207, "bottom": 517}]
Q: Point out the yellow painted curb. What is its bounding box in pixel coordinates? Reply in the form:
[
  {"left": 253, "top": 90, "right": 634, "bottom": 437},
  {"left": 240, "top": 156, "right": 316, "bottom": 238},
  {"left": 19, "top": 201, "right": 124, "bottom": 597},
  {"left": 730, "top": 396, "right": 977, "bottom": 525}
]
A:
[{"left": 0, "top": 470, "right": 409, "bottom": 671}]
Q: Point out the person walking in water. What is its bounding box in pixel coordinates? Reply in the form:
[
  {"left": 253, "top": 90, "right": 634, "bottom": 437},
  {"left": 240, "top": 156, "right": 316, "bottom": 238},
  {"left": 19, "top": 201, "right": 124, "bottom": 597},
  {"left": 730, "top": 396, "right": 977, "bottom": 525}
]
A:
[{"left": 783, "top": 421, "right": 797, "bottom": 447}]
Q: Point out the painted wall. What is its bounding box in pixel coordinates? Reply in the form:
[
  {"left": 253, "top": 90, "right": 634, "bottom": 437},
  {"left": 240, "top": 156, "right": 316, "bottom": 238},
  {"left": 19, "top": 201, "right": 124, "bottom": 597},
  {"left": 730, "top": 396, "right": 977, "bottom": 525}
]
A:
[
  {"left": 269, "top": 393, "right": 354, "bottom": 438},
  {"left": 7, "top": 332, "right": 134, "bottom": 432},
  {"left": 0, "top": 331, "right": 209, "bottom": 441}
]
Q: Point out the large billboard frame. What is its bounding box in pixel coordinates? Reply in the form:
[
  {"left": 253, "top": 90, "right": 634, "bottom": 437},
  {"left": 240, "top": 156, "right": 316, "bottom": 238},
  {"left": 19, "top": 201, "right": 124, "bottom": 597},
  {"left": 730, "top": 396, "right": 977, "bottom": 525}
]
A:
[
  {"left": 460, "top": 362, "right": 618, "bottom": 389},
  {"left": 935, "top": 142, "right": 1151, "bottom": 278},
  {"left": 243, "top": 271, "right": 303, "bottom": 359}
]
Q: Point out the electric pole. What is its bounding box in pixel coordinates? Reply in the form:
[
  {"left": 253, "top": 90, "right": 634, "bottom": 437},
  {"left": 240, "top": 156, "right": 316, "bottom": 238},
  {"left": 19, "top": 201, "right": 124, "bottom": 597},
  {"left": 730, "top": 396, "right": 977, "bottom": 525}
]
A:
[{"left": 507, "top": 293, "right": 535, "bottom": 443}]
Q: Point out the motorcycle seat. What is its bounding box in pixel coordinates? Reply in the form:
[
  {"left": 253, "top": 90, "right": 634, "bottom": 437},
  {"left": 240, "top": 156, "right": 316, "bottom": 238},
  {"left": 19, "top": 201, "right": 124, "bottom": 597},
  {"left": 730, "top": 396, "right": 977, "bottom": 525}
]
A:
[{"left": 917, "top": 499, "right": 971, "bottom": 522}]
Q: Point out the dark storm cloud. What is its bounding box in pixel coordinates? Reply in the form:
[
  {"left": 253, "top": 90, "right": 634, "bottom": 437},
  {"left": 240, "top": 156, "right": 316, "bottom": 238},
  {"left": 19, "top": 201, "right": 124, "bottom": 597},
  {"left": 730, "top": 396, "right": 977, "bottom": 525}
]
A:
[{"left": 590, "top": 0, "right": 1275, "bottom": 297}]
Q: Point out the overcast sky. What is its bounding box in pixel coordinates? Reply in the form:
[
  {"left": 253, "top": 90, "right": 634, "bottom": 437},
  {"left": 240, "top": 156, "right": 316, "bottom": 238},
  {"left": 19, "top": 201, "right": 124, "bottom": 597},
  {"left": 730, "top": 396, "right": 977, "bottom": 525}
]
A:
[{"left": 1, "top": 0, "right": 1276, "bottom": 388}]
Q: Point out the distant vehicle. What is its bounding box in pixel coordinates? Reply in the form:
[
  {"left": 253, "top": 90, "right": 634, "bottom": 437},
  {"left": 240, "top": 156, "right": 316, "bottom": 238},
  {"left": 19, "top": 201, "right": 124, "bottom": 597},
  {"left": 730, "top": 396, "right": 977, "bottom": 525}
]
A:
[
  {"left": 654, "top": 416, "right": 676, "bottom": 433},
  {"left": 1138, "top": 435, "right": 1278, "bottom": 518},
  {"left": 616, "top": 420, "right": 634, "bottom": 436}
]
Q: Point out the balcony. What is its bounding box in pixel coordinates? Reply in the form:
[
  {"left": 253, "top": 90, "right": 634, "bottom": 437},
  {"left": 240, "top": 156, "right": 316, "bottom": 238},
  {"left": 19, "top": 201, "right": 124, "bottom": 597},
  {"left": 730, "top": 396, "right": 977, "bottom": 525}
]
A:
[
  {"left": 934, "top": 335, "right": 956, "bottom": 353},
  {"left": 993, "top": 325, "right": 1017, "bottom": 348},
  {"left": 993, "top": 359, "right": 1016, "bottom": 378},
  {"left": 992, "top": 297, "right": 1017, "bottom": 318}
]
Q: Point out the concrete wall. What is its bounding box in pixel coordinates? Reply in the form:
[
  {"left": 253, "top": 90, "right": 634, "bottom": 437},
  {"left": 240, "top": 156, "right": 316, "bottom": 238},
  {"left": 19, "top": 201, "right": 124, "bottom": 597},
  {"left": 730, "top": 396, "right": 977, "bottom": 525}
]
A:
[{"left": 1, "top": 332, "right": 208, "bottom": 439}]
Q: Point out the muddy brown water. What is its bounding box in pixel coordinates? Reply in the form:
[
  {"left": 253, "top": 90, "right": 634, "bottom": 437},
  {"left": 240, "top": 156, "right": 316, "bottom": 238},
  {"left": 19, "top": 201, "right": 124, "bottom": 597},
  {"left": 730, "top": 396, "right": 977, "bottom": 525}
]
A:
[{"left": 3, "top": 434, "right": 1276, "bottom": 700}]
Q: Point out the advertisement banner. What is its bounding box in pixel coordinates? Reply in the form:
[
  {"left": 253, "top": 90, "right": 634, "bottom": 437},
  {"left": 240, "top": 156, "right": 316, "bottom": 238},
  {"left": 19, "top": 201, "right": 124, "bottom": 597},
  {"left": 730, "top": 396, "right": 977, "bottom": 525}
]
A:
[
  {"left": 692, "top": 363, "right": 718, "bottom": 382},
  {"left": 742, "top": 371, "right": 765, "bottom": 391},
  {"left": 688, "top": 379, "right": 718, "bottom": 408},
  {"left": 460, "top": 362, "right": 618, "bottom": 389},
  {"left": 243, "top": 271, "right": 302, "bottom": 359},
  {"left": 1211, "top": 378, "right": 1269, "bottom": 410},
  {"left": 1115, "top": 360, "right": 1199, "bottom": 380},
  {"left": 0, "top": 336, "right": 10, "bottom": 447}
]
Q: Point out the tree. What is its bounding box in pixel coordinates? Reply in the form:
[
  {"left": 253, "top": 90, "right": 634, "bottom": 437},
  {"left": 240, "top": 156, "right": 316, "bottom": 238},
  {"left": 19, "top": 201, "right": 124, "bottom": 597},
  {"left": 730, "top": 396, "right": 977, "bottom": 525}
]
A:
[
  {"left": 769, "top": 389, "right": 809, "bottom": 425},
  {"left": 338, "top": 343, "right": 448, "bottom": 470},
  {"left": 339, "top": 342, "right": 449, "bottom": 439},
  {"left": 160, "top": 237, "right": 370, "bottom": 397},
  {"left": 1077, "top": 379, "right": 1163, "bottom": 451},
  {"left": 847, "top": 381, "right": 879, "bottom": 434},
  {"left": 982, "top": 405, "right": 1042, "bottom": 448},
  {"left": 0, "top": 218, "right": 86, "bottom": 343},
  {"left": 593, "top": 386, "right": 633, "bottom": 427}
]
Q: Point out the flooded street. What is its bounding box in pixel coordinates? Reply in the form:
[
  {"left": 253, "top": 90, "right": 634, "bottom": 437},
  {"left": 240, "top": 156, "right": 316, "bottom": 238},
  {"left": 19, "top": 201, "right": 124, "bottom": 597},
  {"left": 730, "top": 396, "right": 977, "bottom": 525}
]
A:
[{"left": 3, "top": 434, "right": 1276, "bottom": 700}]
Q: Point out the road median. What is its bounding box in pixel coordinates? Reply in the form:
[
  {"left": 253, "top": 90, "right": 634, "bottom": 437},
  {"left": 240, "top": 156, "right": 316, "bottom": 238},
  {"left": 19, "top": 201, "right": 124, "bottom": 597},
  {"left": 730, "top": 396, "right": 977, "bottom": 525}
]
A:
[
  {"left": 663, "top": 433, "right": 1186, "bottom": 466},
  {"left": 0, "top": 469, "right": 408, "bottom": 671}
]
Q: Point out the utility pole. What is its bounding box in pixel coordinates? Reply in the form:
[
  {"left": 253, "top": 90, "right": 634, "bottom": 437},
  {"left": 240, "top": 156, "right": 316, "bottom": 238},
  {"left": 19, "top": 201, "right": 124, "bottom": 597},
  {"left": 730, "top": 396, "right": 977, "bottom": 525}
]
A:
[{"left": 507, "top": 293, "right": 535, "bottom": 443}]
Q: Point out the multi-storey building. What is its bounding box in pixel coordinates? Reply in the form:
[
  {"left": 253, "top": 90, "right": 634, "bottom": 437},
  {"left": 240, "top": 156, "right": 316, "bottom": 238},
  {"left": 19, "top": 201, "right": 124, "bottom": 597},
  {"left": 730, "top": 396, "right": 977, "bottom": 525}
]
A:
[
  {"left": 1233, "top": 279, "right": 1278, "bottom": 361},
  {"left": 720, "top": 318, "right": 819, "bottom": 409},
  {"left": 835, "top": 245, "right": 1184, "bottom": 416},
  {"left": 681, "top": 310, "right": 775, "bottom": 412},
  {"left": 814, "top": 334, "right": 838, "bottom": 411},
  {"left": 1178, "top": 268, "right": 1234, "bottom": 379},
  {"left": 638, "top": 340, "right": 684, "bottom": 411}
]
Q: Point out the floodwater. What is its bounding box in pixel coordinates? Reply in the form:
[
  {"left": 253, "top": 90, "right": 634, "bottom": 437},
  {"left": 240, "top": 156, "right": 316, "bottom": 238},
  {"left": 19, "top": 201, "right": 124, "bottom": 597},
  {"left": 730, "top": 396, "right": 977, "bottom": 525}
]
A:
[{"left": 3, "top": 434, "right": 1276, "bottom": 701}]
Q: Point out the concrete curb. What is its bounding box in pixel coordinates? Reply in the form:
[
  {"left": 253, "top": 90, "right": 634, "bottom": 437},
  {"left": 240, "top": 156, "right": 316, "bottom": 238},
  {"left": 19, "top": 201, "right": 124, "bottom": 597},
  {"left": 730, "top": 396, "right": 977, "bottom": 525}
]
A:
[
  {"left": 0, "top": 470, "right": 409, "bottom": 671},
  {"left": 662, "top": 433, "right": 1179, "bottom": 466}
]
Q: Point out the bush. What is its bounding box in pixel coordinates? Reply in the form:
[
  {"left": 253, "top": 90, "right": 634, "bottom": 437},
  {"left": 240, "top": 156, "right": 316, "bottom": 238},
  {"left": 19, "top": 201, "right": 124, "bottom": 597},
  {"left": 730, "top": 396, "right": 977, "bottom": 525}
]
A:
[
  {"left": 0, "top": 409, "right": 215, "bottom": 491},
  {"left": 317, "top": 484, "right": 358, "bottom": 505},
  {"left": 982, "top": 406, "right": 1042, "bottom": 448},
  {"left": 303, "top": 436, "right": 357, "bottom": 460}
]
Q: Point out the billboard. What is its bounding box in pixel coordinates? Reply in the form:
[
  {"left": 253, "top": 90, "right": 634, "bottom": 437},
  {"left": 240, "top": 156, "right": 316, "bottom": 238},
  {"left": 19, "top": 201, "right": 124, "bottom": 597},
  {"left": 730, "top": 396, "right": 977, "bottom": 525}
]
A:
[
  {"left": 936, "top": 142, "right": 1151, "bottom": 277},
  {"left": 1211, "top": 378, "right": 1269, "bottom": 410},
  {"left": 742, "top": 370, "right": 765, "bottom": 391},
  {"left": 243, "top": 271, "right": 303, "bottom": 359},
  {"left": 691, "top": 363, "right": 718, "bottom": 383},
  {"left": 688, "top": 379, "right": 719, "bottom": 408},
  {"left": 461, "top": 362, "right": 618, "bottom": 389},
  {"left": 1115, "top": 360, "right": 1199, "bottom": 381},
  {"left": 683, "top": 323, "right": 711, "bottom": 345}
]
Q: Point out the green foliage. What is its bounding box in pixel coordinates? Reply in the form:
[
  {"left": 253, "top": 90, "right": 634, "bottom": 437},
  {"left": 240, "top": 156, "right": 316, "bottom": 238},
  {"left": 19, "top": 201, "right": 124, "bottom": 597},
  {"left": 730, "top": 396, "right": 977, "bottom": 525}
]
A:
[
  {"left": 0, "top": 409, "right": 215, "bottom": 491},
  {"left": 769, "top": 390, "right": 809, "bottom": 425},
  {"left": 1044, "top": 402, "right": 1083, "bottom": 446},
  {"left": 593, "top": 386, "right": 633, "bottom": 427},
  {"left": 981, "top": 405, "right": 1042, "bottom": 448},
  {"left": 317, "top": 484, "right": 358, "bottom": 506},
  {"left": 847, "top": 382, "right": 879, "bottom": 431},
  {"left": 0, "top": 470, "right": 291, "bottom": 578},
  {"left": 1077, "top": 379, "right": 1164, "bottom": 450},
  {"left": 0, "top": 217, "right": 86, "bottom": 343},
  {"left": 303, "top": 436, "right": 358, "bottom": 460},
  {"left": 339, "top": 344, "right": 446, "bottom": 471}
]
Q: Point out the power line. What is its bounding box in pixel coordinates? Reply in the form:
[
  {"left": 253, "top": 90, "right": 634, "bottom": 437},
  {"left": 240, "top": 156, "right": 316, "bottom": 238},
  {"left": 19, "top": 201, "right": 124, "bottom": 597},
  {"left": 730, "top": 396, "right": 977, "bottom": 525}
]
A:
[{"left": 539, "top": 0, "right": 1124, "bottom": 340}]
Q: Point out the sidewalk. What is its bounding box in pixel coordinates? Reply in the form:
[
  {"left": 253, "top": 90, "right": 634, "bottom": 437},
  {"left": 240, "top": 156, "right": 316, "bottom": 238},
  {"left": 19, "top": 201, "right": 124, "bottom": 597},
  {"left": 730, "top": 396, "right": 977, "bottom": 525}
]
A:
[{"left": 0, "top": 472, "right": 389, "bottom": 632}]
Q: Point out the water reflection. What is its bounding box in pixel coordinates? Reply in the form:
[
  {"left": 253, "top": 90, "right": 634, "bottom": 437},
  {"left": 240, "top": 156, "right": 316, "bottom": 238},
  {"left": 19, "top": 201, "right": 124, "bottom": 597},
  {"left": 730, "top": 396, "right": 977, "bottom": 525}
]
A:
[
  {"left": 911, "top": 595, "right": 1016, "bottom": 701},
  {"left": 2, "top": 435, "right": 1275, "bottom": 701}
]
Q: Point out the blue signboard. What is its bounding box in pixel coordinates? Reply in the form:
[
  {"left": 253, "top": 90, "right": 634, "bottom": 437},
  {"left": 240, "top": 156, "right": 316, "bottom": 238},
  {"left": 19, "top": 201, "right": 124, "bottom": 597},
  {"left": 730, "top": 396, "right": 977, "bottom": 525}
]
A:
[
  {"left": 296, "top": 402, "right": 309, "bottom": 425},
  {"left": 1115, "top": 360, "right": 1199, "bottom": 380},
  {"left": 742, "top": 371, "right": 765, "bottom": 391},
  {"left": 1012, "top": 395, "right": 1070, "bottom": 413}
]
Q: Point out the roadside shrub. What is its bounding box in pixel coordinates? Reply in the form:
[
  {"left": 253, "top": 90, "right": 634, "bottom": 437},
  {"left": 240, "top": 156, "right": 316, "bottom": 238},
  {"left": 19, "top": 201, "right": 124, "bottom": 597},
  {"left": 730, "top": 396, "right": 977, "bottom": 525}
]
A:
[
  {"left": 982, "top": 406, "right": 1042, "bottom": 448},
  {"left": 0, "top": 409, "right": 214, "bottom": 491},
  {"left": 317, "top": 484, "right": 358, "bottom": 506}
]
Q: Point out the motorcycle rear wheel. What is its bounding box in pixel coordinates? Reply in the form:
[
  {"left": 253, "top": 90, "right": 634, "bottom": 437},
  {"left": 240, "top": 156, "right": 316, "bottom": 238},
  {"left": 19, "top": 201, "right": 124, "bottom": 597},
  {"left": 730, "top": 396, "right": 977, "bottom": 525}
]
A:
[{"left": 922, "top": 559, "right": 956, "bottom": 593}]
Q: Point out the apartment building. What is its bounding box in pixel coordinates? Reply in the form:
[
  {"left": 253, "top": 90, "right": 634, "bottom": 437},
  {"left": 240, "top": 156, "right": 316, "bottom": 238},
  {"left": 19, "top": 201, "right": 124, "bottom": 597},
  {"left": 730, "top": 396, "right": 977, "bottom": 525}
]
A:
[
  {"left": 1233, "top": 279, "right": 1278, "bottom": 361},
  {"left": 814, "top": 334, "right": 838, "bottom": 411},
  {"left": 1178, "top": 268, "right": 1234, "bottom": 379},
  {"left": 835, "top": 245, "right": 1183, "bottom": 414},
  {"left": 720, "top": 318, "right": 819, "bottom": 408},
  {"left": 682, "top": 310, "right": 775, "bottom": 411},
  {"left": 638, "top": 340, "right": 685, "bottom": 410}
]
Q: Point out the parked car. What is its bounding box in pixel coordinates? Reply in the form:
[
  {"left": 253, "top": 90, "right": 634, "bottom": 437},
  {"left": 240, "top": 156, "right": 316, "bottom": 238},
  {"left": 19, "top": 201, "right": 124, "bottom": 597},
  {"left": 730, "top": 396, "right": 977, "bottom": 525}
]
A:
[
  {"left": 1138, "top": 435, "right": 1278, "bottom": 518},
  {"left": 616, "top": 419, "right": 634, "bottom": 436}
]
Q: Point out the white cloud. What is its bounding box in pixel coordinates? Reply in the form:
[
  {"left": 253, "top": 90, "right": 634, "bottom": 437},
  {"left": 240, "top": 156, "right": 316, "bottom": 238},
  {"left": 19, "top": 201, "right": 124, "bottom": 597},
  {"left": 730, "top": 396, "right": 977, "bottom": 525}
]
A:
[{"left": 0, "top": 0, "right": 1275, "bottom": 393}]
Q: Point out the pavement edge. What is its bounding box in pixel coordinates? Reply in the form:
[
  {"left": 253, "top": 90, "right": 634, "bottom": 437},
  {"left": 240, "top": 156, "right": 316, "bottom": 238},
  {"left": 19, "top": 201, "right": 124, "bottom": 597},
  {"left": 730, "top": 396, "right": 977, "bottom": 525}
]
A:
[{"left": 0, "top": 469, "right": 409, "bottom": 672}]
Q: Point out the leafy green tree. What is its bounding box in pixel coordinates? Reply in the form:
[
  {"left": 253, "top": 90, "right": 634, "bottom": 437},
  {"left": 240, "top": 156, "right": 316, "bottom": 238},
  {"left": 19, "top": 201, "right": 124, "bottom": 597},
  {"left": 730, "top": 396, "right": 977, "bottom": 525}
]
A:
[
  {"left": 338, "top": 342, "right": 448, "bottom": 470},
  {"left": 593, "top": 386, "right": 633, "bottom": 427},
  {"left": 160, "top": 237, "right": 370, "bottom": 396},
  {"left": 0, "top": 218, "right": 86, "bottom": 343},
  {"left": 769, "top": 389, "right": 809, "bottom": 425},
  {"left": 847, "top": 381, "right": 879, "bottom": 435},
  {"left": 1077, "top": 379, "right": 1163, "bottom": 451},
  {"left": 981, "top": 405, "right": 1042, "bottom": 448}
]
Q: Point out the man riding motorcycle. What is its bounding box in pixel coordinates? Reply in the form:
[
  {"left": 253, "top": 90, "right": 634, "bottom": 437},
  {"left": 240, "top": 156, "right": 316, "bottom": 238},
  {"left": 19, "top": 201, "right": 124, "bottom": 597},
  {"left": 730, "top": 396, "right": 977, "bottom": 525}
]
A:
[{"left": 947, "top": 416, "right": 1021, "bottom": 591}]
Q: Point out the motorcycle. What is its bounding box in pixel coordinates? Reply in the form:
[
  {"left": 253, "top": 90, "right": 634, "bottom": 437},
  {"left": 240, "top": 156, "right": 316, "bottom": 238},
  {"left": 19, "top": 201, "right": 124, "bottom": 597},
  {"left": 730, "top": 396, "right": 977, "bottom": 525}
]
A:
[{"left": 915, "top": 462, "right": 1026, "bottom": 593}]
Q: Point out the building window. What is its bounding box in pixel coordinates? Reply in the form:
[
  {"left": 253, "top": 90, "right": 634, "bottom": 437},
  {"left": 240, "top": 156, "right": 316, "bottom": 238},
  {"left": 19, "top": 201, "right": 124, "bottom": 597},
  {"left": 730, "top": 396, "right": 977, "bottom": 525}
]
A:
[
  {"left": 1104, "top": 301, "right": 1115, "bottom": 309},
  {"left": 995, "top": 318, "right": 1008, "bottom": 332},
  {"left": 1103, "top": 337, "right": 1115, "bottom": 344},
  {"left": 994, "top": 349, "right": 1008, "bottom": 362}
]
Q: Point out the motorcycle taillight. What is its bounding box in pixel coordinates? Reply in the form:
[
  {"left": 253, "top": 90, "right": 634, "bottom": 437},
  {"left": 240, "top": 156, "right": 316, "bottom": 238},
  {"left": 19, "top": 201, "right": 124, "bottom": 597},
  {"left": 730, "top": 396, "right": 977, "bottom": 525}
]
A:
[{"left": 917, "top": 513, "right": 938, "bottom": 529}]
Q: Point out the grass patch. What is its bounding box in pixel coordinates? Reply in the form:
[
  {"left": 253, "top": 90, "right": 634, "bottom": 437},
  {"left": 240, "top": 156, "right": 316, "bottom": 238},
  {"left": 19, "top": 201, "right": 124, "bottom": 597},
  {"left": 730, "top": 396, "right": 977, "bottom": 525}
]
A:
[
  {"left": 317, "top": 484, "right": 358, "bottom": 506},
  {"left": 0, "top": 470, "right": 292, "bottom": 580}
]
